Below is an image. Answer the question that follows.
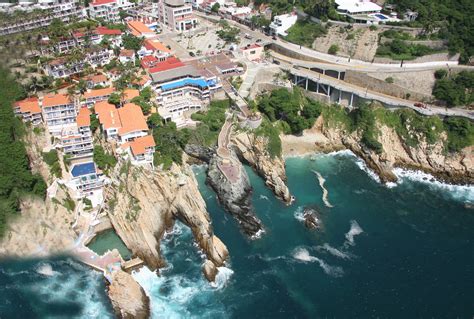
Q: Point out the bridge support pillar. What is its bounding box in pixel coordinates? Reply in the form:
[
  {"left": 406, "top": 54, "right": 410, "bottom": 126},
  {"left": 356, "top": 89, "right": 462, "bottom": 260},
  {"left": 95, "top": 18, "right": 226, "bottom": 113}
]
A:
[
  {"left": 328, "top": 85, "right": 331, "bottom": 97},
  {"left": 316, "top": 82, "right": 320, "bottom": 94},
  {"left": 305, "top": 78, "right": 308, "bottom": 90},
  {"left": 338, "top": 89, "right": 342, "bottom": 104},
  {"left": 349, "top": 93, "right": 354, "bottom": 107}
]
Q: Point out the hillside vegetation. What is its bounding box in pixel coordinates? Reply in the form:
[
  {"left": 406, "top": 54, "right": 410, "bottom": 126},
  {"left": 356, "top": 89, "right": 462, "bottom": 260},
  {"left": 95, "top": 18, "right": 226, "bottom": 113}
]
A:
[{"left": 0, "top": 68, "right": 46, "bottom": 237}]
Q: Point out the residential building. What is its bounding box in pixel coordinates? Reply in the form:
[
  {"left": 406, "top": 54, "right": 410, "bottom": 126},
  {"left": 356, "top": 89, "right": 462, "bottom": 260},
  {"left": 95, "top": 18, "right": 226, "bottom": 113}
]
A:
[
  {"left": 138, "top": 39, "right": 171, "bottom": 60},
  {"left": 119, "top": 134, "right": 155, "bottom": 165},
  {"left": 95, "top": 101, "right": 148, "bottom": 142},
  {"left": 88, "top": 0, "right": 135, "bottom": 22},
  {"left": 241, "top": 43, "right": 264, "bottom": 61},
  {"left": 141, "top": 55, "right": 160, "bottom": 69},
  {"left": 41, "top": 94, "right": 78, "bottom": 136},
  {"left": 0, "top": 0, "right": 85, "bottom": 36},
  {"left": 127, "top": 20, "right": 156, "bottom": 38},
  {"left": 155, "top": 0, "right": 197, "bottom": 32},
  {"left": 86, "top": 74, "right": 110, "bottom": 89},
  {"left": 13, "top": 97, "right": 43, "bottom": 125},
  {"left": 132, "top": 75, "right": 152, "bottom": 89},
  {"left": 334, "top": 0, "right": 381, "bottom": 15},
  {"left": 269, "top": 12, "right": 297, "bottom": 37},
  {"left": 119, "top": 49, "right": 135, "bottom": 64},
  {"left": 123, "top": 88, "right": 140, "bottom": 103},
  {"left": 59, "top": 107, "right": 93, "bottom": 159},
  {"left": 69, "top": 162, "right": 105, "bottom": 196},
  {"left": 82, "top": 87, "right": 115, "bottom": 107}
]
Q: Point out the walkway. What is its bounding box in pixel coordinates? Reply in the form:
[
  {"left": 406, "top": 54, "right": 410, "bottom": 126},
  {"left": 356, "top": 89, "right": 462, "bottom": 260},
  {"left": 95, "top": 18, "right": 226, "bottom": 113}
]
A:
[{"left": 216, "top": 115, "right": 240, "bottom": 183}]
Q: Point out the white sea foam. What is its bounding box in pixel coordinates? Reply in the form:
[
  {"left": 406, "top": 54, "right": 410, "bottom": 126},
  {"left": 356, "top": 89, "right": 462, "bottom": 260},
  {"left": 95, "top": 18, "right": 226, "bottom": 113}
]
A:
[
  {"left": 36, "top": 263, "right": 58, "bottom": 277},
  {"left": 294, "top": 206, "right": 305, "bottom": 222},
  {"left": 312, "top": 170, "right": 334, "bottom": 208},
  {"left": 210, "top": 266, "right": 234, "bottom": 290},
  {"left": 292, "top": 247, "right": 344, "bottom": 277},
  {"left": 316, "top": 243, "right": 353, "bottom": 260},
  {"left": 344, "top": 220, "right": 364, "bottom": 246},
  {"left": 393, "top": 168, "right": 474, "bottom": 203},
  {"left": 259, "top": 194, "right": 269, "bottom": 201},
  {"left": 251, "top": 229, "right": 265, "bottom": 240},
  {"left": 353, "top": 157, "right": 381, "bottom": 183}
]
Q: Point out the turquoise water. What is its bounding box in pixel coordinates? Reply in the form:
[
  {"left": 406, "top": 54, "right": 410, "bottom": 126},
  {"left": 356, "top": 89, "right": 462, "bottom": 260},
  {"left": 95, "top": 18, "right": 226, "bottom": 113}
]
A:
[
  {"left": 1, "top": 152, "right": 473, "bottom": 318},
  {"left": 87, "top": 229, "right": 132, "bottom": 260}
]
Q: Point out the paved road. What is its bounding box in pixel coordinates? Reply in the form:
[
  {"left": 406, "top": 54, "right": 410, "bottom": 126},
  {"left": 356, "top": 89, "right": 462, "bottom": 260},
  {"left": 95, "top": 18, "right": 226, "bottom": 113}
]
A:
[
  {"left": 288, "top": 65, "right": 474, "bottom": 119},
  {"left": 195, "top": 11, "right": 474, "bottom": 73}
]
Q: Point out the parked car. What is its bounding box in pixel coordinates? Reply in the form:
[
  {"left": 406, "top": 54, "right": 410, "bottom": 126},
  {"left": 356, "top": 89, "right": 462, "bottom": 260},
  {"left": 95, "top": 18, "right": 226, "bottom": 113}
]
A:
[
  {"left": 256, "top": 39, "right": 262, "bottom": 43},
  {"left": 414, "top": 102, "right": 427, "bottom": 108}
]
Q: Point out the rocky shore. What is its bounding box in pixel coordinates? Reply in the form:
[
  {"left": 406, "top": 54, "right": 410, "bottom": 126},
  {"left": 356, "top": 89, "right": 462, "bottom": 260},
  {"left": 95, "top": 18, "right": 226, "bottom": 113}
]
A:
[{"left": 282, "top": 116, "right": 473, "bottom": 185}]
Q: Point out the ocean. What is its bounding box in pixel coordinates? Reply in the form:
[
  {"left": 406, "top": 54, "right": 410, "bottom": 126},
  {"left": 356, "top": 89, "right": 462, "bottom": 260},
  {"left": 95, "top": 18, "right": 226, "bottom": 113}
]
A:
[{"left": 1, "top": 152, "right": 473, "bottom": 318}]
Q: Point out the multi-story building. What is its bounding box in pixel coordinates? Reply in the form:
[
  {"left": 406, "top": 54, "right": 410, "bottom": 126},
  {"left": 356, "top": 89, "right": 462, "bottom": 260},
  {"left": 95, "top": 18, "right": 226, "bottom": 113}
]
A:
[
  {"left": 88, "top": 0, "right": 135, "bottom": 23},
  {"left": 138, "top": 38, "right": 171, "bottom": 61},
  {"left": 59, "top": 107, "right": 93, "bottom": 159},
  {"left": 69, "top": 162, "right": 105, "bottom": 196},
  {"left": 0, "top": 0, "right": 85, "bottom": 36},
  {"left": 119, "top": 134, "right": 155, "bottom": 165},
  {"left": 94, "top": 101, "right": 148, "bottom": 142},
  {"left": 155, "top": 0, "right": 197, "bottom": 32},
  {"left": 86, "top": 74, "right": 110, "bottom": 89},
  {"left": 269, "top": 12, "right": 297, "bottom": 37},
  {"left": 13, "top": 97, "right": 43, "bottom": 125},
  {"left": 82, "top": 87, "right": 115, "bottom": 107},
  {"left": 41, "top": 94, "right": 78, "bottom": 136},
  {"left": 44, "top": 47, "right": 112, "bottom": 78},
  {"left": 149, "top": 56, "right": 218, "bottom": 125}
]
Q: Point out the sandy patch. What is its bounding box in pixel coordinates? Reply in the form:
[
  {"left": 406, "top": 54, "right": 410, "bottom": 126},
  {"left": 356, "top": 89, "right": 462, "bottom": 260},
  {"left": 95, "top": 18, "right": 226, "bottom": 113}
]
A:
[{"left": 281, "top": 132, "right": 329, "bottom": 157}]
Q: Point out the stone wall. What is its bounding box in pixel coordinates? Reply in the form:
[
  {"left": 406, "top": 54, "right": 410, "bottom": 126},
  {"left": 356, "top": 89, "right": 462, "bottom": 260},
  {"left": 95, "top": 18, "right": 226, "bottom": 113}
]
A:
[
  {"left": 373, "top": 52, "right": 459, "bottom": 64},
  {"left": 344, "top": 70, "right": 429, "bottom": 101}
]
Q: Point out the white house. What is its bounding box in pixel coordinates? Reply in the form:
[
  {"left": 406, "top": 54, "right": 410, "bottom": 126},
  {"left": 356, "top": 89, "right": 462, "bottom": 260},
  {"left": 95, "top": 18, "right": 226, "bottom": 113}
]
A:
[
  {"left": 269, "top": 12, "right": 297, "bottom": 37},
  {"left": 335, "top": 0, "right": 381, "bottom": 15}
]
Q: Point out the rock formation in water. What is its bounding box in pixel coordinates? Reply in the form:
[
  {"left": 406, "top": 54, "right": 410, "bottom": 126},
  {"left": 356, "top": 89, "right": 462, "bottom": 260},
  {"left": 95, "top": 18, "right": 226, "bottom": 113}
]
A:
[
  {"left": 303, "top": 207, "right": 321, "bottom": 230},
  {"left": 103, "top": 161, "right": 229, "bottom": 271},
  {"left": 206, "top": 150, "right": 264, "bottom": 237},
  {"left": 309, "top": 114, "right": 473, "bottom": 185},
  {"left": 232, "top": 132, "right": 292, "bottom": 204},
  {"left": 108, "top": 269, "right": 150, "bottom": 319}
]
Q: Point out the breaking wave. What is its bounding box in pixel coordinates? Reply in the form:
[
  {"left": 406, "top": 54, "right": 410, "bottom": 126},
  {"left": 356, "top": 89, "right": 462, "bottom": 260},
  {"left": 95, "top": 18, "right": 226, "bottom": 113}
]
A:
[
  {"left": 294, "top": 206, "right": 305, "bottom": 222},
  {"left": 344, "top": 220, "right": 364, "bottom": 247},
  {"left": 393, "top": 168, "right": 474, "bottom": 203},
  {"left": 210, "top": 266, "right": 234, "bottom": 290},
  {"left": 259, "top": 194, "right": 270, "bottom": 201},
  {"left": 316, "top": 243, "right": 353, "bottom": 260},
  {"left": 292, "top": 247, "right": 344, "bottom": 277}
]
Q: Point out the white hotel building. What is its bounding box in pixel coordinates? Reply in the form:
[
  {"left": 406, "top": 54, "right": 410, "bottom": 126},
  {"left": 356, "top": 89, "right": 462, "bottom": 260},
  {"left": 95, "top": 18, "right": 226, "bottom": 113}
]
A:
[{"left": 154, "top": 0, "right": 197, "bottom": 32}]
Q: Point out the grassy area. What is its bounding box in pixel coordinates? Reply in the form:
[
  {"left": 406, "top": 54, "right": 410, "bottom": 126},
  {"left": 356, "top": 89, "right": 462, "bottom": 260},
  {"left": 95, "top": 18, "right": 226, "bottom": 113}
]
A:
[
  {"left": 284, "top": 19, "right": 327, "bottom": 47},
  {"left": 42, "top": 149, "right": 62, "bottom": 178},
  {"left": 254, "top": 119, "right": 282, "bottom": 158},
  {"left": 376, "top": 39, "right": 438, "bottom": 60},
  {"left": 187, "top": 99, "right": 230, "bottom": 147},
  {"left": 432, "top": 70, "right": 474, "bottom": 107}
]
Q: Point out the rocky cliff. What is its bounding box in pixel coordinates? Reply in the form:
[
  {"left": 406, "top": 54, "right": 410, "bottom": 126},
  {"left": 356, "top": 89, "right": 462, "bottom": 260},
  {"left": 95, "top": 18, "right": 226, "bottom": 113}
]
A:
[
  {"left": 108, "top": 269, "right": 150, "bottom": 319},
  {"left": 232, "top": 132, "right": 292, "bottom": 203},
  {"left": 311, "top": 116, "right": 473, "bottom": 184},
  {"left": 206, "top": 151, "right": 264, "bottom": 237},
  {"left": 103, "top": 161, "right": 229, "bottom": 272}
]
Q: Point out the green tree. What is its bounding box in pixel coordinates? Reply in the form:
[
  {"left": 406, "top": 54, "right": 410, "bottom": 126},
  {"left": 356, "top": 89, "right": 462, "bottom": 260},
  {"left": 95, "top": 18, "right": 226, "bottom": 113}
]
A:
[
  {"left": 211, "top": 2, "right": 220, "bottom": 13},
  {"left": 122, "top": 34, "right": 144, "bottom": 51}
]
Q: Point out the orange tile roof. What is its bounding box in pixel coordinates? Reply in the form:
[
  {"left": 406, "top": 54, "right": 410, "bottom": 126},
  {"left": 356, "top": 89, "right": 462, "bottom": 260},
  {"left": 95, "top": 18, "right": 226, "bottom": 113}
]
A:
[
  {"left": 123, "top": 88, "right": 139, "bottom": 101},
  {"left": 133, "top": 75, "right": 151, "bottom": 86},
  {"left": 144, "top": 39, "right": 171, "bottom": 53},
  {"left": 95, "top": 101, "right": 122, "bottom": 129},
  {"left": 76, "top": 107, "right": 91, "bottom": 127},
  {"left": 127, "top": 20, "right": 154, "bottom": 35},
  {"left": 89, "top": 74, "right": 108, "bottom": 84},
  {"left": 118, "top": 103, "right": 148, "bottom": 135},
  {"left": 42, "top": 94, "right": 71, "bottom": 107},
  {"left": 119, "top": 49, "right": 135, "bottom": 57},
  {"left": 130, "top": 135, "right": 155, "bottom": 155},
  {"left": 15, "top": 97, "right": 41, "bottom": 114},
  {"left": 83, "top": 87, "right": 115, "bottom": 99}
]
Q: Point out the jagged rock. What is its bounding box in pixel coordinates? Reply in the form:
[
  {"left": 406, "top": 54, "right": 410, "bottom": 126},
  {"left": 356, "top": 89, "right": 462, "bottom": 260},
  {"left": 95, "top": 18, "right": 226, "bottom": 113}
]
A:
[
  {"left": 207, "top": 151, "right": 264, "bottom": 237},
  {"left": 184, "top": 144, "right": 215, "bottom": 163},
  {"left": 202, "top": 259, "right": 218, "bottom": 282},
  {"left": 104, "top": 162, "right": 229, "bottom": 270},
  {"left": 232, "top": 132, "right": 292, "bottom": 204},
  {"left": 303, "top": 208, "right": 321, "bottom": 229},
  {"left": 108, "top": 269, "right": 150, "bottom": 319}
]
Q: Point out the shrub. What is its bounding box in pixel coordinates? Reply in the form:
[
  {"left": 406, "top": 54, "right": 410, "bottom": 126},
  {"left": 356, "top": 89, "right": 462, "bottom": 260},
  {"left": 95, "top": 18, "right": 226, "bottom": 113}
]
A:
[
  {"left": 328, "top": 44, "right": 339, "bottom": 55},
  {"left": 385, "top": 77, "right": 394, "bottom": 84}
]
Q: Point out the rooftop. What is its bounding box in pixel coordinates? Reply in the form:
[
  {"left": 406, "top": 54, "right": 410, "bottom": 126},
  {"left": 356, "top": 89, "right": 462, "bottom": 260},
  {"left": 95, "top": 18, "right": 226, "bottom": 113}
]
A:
[
  {"left": 42, "top": 94, "right": 71, "bottom": 107},
  {"left": 91, "top": 0, "right": 116, "bottom": 6},
  {"left": 96, "top": 26, "right": 122, "bottom": 36},
  {"left": 127, "top": 20, "right": 154, "bottom": 35},
  {"left": 15, "top": 97, "right": 41, "bottom": 114},
  {"left": 160, "top": 77, "right": 209, "bottom": 91},
  {"left": 144, "top": 39, "right": 171, "bottom": 53},
  {"left": 120, "top": 49, "right": 135, "bottom": 57},
  {"left": 83, "top": 87, "right": 115, "bottom": 99},
  {"left": 148, "top": 56, "right": 185, "bottom": 73},
  {"left": 123, "top": 88, "right": 139, "bottom": 101},
  {"left": 335, "top": 0, "right": 381, "bottom": 13},
  {"left": 88, "top": 74, "right": 108, "bottom": 84},
  {"left": 95, "top": 101, "right": 121, "bottom": 129},
  {"left": 129, "top": 135, "right": 155, "bottom": 156},
  {"left": 118, "top": 103, "right": 148, "bottom": 135},
  {"left": 76, "top": 107, "right": 91, "bottom": 127}
]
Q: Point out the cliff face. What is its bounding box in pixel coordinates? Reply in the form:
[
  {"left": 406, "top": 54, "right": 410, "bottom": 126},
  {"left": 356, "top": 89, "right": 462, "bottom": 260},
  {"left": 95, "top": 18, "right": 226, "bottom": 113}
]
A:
[
  {"left": 108, "top": 269, "right": 150, "bottom": 319},
  {"left": 232, "top": 132, "right": 292, "bottom": 203},
  {"left": 206, "top": 151, "right": 264, "bottom": 237},
  {"left": 103, "top": 162, "right": 228, "bottom": 271},
  {"left": 313, "top": 116, "right": 473, "bottom": 184}
]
